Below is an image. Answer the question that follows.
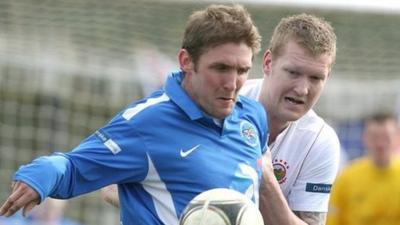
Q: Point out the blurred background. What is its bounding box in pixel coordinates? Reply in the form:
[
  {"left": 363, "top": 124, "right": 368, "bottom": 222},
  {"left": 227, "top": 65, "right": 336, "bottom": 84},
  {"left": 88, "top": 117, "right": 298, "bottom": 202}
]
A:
[{"left": 1, "top": 0, "right": 400, "bottom": 224}]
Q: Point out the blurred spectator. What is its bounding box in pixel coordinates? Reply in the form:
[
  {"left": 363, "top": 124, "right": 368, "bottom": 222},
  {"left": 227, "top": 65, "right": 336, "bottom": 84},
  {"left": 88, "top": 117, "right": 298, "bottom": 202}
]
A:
[
  {"left": 395, "top": 123, "right": 400, "bottom": 154},
  {"left": 327, "top": 112, "right": 400, "bottom": 225},
  {"left": 0, "top": 198, "right": 81, "bottom": 225}
]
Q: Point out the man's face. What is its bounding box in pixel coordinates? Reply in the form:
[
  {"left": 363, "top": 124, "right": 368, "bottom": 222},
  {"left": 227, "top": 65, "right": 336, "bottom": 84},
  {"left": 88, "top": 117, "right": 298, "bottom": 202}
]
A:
[
  {"left": 364, "top": 120, "right": 398, "bottom": 167},
  {"left": 180, "top": 42, "right": 253, "bottom": 120},
  {"left": 262, "top": 40, "right": 332, "bottom": 123}
]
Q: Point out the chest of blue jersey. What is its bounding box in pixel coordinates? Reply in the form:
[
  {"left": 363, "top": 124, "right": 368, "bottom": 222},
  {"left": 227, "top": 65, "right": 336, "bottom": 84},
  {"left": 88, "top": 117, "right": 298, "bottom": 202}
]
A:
[
  {"left": 126, "top": 101, "right": 263, "bottom": 215},
  {"left": 149, "top": 115, "right": 260, "bottom": 181},
  {"left": 100, "top": 72, "right": 267, "bottom": 225}
]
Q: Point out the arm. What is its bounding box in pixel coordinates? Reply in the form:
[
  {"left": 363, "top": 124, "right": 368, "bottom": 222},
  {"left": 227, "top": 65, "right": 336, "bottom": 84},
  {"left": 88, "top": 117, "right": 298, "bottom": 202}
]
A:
[
  {"left": 259, "top": 150, "right": 309, "bottom": 225},
  {"left": 101, "top": 184, "right": 120, "bottom": 208},
  {"left": 260, "top": 124, "right": 341, "bottom": 225},
  {"left": 0, "top": 154, "right": 89, "bottom": 218},
  {"left": 1, "top": 117, "right": 148, "bottom": 217},
  {"left": 1, "top": 149, "right": 100, "bottom": 218}
]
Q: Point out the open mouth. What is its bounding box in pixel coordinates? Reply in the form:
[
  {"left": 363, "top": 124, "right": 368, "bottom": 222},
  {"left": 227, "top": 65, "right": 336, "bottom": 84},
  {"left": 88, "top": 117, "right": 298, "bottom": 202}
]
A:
[{"left": 285, "top": 96, "right": 304, "bottom": 105}]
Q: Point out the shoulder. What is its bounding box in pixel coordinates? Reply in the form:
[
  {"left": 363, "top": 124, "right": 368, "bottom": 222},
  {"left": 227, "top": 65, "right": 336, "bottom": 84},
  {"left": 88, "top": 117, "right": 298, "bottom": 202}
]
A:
[
  {"left": 238, "top": 95, "right": 267, "bottom": 127},
  {"left": 103, "top": 91, "right": 175, "bottom": 134},
  {"left": 238, "top": 79, "right": 265, "bottom": 116},
  {"left": 238, "top": 95, "right": 267, "bottom": 123},
  {"left": 239, "top": 78, "right": 263, "bottom": 100},
  {"left": 337, "top": 157, "right": 370, "bottom": 180},
  {"left": 120, "top": 91, "right": 173, "bottom": 122},
  {"left": 239, "top": 95, "right": 264, "bottom": 112},
  {"left": 296, "top": 110, "right": 326, "bottom": 131},
  {"left": 289, "top": 111, "right": 341, "bottom": 177},
  {"left": 297, "top": 110, "right": 340, "bottom": 152}
]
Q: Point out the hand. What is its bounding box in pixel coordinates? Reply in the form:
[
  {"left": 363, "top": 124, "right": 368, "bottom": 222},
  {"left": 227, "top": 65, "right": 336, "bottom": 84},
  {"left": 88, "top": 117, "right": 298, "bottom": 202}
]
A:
[{"left": 0, "top": 181, "right": 40, "bottom": 217}]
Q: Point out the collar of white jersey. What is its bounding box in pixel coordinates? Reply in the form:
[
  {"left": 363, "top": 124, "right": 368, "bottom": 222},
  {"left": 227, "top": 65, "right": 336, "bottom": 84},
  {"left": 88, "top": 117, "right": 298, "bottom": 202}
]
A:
[{"left": 164, "top": 70, "right": 243, "bottom": 121}]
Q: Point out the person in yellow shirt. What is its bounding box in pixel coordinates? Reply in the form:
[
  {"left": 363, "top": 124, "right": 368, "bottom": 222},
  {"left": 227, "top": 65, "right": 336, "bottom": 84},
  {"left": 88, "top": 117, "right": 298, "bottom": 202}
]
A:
[{"left": 327, "top": 112, "right": 400, "bottom": 225}]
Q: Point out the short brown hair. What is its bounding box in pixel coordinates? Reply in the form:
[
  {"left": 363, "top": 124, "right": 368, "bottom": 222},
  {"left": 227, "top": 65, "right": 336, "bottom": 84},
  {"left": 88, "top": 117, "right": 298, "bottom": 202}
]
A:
[
  {"left": 365, "top": 112, "right": 398, "bottom": 124},
  {"left": 182, "top": 4, "right": 261, "bottom": 66},
  {"left": 269, "top": 13, "right": 336, "bottom": 66}
]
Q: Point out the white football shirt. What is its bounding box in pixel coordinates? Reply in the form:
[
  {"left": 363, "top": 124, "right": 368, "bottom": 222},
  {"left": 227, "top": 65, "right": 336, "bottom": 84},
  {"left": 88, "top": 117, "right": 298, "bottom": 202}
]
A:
[{"left": 240, "top": 79, "right": 341, "bottom": 212}]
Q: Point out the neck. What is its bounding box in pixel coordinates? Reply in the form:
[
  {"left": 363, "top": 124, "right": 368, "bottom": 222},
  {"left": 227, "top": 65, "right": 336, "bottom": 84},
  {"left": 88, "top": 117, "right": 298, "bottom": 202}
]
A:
[
  {"left": 258, "top": 90, "right": 289, "bottom": 146},
  {"left": 268, "top": 118, "right": 289, "bottom": 146},
  {"left": 258, "top": 81, "right": 290, "bottom": 146}
]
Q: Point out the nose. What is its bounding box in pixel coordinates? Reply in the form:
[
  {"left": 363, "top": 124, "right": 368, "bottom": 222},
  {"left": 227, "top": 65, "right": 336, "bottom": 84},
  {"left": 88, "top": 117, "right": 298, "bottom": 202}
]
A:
[
  {"left": 222, "top": 72, "right": 238, "bottom": 92},
  {"left": 293, "top": 78, "right": 309, "bottom": 96}
]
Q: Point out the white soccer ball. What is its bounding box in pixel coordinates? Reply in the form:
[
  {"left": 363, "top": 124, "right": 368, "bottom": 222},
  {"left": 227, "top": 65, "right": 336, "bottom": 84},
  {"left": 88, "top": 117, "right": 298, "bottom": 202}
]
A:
[{"left": 179, "top": 188, "right": 264, "bottom": 225}]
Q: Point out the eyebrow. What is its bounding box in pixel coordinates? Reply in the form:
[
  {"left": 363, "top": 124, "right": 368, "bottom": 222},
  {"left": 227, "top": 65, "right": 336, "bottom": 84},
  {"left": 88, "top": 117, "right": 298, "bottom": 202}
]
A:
[{"left": 209, "top": 62, "right": 251, "bottom": 70}]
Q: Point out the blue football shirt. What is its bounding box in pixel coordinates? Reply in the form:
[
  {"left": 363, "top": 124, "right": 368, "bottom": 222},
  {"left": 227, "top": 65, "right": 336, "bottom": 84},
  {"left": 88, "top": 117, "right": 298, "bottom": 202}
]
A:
[{"left": 14, "top": 71, "right": 268, "bottom": 225}]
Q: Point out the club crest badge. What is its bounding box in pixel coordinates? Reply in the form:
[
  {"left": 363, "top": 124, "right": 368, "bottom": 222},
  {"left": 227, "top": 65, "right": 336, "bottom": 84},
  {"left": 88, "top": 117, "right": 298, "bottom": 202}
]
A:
[
  {"left": 273, "top": 159, "right": 289, "bottom": 184},
  {"left": 240, "top": 120, "right": 259, "bottom": 147}
]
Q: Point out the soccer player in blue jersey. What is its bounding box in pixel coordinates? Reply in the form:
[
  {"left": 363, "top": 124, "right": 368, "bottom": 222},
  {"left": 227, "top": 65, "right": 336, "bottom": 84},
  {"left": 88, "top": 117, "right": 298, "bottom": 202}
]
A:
[{"left": 0, "top": 4, "right": 268, "bottom": 225}]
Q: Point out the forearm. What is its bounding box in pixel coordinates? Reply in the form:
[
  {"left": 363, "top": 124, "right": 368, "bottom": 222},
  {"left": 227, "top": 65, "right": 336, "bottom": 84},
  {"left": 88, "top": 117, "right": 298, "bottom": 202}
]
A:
[
  {"left": 294, "top": 211, "right": 327, "bottom": 225},
  {"left": 14, "top": 154, "right": 71, "bottom": 202},
  {"left": 259, "top": 172, "right": 307, "bottom": 225}
]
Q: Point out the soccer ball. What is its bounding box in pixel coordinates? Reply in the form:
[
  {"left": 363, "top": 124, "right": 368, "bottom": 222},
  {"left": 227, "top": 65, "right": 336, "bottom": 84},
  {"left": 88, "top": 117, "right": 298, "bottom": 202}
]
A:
[{"left": 179, "top": 188, "right": 264, "bottom": 225}]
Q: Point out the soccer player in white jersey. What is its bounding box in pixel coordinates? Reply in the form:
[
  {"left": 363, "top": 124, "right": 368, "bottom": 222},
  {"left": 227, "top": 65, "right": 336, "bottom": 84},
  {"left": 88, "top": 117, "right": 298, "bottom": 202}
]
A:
[
  {"left": 0, "top": 5, "right": 268, "bottom": 225},
  {"left": 252, "top": 14, "right": 340, "bottom": 225},
  {"left": 100, "top": 13, "right": 341, "bottom": 225}
]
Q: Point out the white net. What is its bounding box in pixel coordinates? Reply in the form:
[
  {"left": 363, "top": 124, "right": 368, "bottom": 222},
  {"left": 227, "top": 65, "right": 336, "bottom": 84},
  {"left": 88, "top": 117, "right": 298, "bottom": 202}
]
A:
[{"left": 1, "top": 1, "right": 400, "bottom": 224}]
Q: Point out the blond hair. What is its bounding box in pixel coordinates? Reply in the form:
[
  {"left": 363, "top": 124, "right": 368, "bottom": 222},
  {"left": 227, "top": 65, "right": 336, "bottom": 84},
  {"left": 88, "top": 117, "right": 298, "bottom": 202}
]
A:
[{"left": 269, "top": 13, "right": 336, "bottom": 65}]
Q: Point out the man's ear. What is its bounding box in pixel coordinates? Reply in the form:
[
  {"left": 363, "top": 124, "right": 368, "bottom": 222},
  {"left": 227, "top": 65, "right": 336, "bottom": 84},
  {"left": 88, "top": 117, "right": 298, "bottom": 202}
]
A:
[
  {"left": 262, "top": 50, "right": 272, "bottom": 78},
  {"left": 178, "top": 49, "right": 194, "bottom": 73}
]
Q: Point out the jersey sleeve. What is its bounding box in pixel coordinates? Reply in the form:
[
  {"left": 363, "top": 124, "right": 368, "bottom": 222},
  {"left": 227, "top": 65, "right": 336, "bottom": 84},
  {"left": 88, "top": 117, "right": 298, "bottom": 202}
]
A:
[
  {"left": 13, "top": 114, "right": 148, "bottom": 202},
  {"left": 287, "top": 124, "right": 341, "bottom": 212},
  {"left": 254, "top": 100, "right": 268, "bottom": 154}
]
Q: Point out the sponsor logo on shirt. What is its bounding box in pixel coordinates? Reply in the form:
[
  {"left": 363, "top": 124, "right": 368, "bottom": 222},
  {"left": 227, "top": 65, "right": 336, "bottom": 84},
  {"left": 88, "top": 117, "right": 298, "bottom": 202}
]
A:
[
  {"left": 95, "top": 129, "right": 122, "bottom": 155},
  {"left": 273, "top": 159, "right": 289, "bottom": 184},
  {"left": 240, "top": 120, "right": 259, "bottom": 147},
  {"left": 305, "top": 183, "right": 332, "bottom": 193},
  {"left": 180, "top": 144, "right": 201, "bottom": 157}
]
